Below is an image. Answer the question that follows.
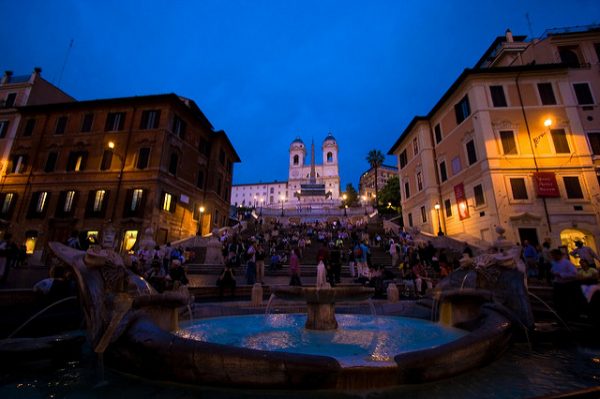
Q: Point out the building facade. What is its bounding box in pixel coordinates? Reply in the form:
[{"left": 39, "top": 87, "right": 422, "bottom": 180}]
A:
[
  {"left": 389, "top": 26, "right": 600, "bottom": 254},
  {"left": 359, "top": 164, "right": 398, "bottom": 202},
  {"left": 231, "top": 181, "right": 288, "bottom": 207},
  {"left": 0, "top": 68, "right": 74, "bottom": 195},
  {"left": 1, "top": 93, "right": 239, "bottom": 258}
]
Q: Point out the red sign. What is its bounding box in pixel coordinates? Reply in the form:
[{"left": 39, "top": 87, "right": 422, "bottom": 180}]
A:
[
  {"left": 534, "top": 172, "right": 560, "bottom": 197},
  {"left": 454, "top": 183, "right": 470, "bottom": 220}
]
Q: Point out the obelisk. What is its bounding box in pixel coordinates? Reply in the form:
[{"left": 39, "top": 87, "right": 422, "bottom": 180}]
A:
[{"left": 309, "top": 139, "right": 317, "bottom": 184}]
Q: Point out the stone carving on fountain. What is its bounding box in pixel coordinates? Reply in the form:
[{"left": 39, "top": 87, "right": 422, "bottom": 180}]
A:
[
  {"left": 434, "top": 225, "right": 534, "bottom": 329},
  {"left": 48, "top": 241, "right": 190, "bottom": 355}
]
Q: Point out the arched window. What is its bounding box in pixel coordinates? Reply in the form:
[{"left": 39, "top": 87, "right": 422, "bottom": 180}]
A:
[
  {"left": 327, "top": 152, "right": 333, "bottom": 162},
  {"left": 293, "top": 154, "right": 299, "bottom": 165}
]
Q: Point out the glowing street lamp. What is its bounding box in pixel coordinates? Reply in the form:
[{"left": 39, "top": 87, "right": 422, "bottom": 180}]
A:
[
  {"left": 434, "top": 203, "right": 444, "bottom": 236},
  {"left": 543, "top": 118, "right": 553, "bottom": 128},
  {"left": 197, "top": 206, "right": 205, "bottom": 236}
]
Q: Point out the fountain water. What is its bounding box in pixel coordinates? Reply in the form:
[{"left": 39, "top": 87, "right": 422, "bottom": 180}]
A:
[{"left": 7, "top": 296, "right": 78, "bottom": 339}]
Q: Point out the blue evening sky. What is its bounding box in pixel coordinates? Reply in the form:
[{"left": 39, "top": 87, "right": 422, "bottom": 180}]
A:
[{"left": 1, "top": 1, "right": 599, "bottom": 188}]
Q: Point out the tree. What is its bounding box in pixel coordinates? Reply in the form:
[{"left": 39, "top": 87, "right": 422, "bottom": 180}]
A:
[
  {"left": 343, "top": 183, "right": 359, "bottom": 207},
  {"left": 366, "top": 149, "right": 385, "bottom": 205},
  {"left": 378, "top": 176, "right": 401, "bottom": 212}
]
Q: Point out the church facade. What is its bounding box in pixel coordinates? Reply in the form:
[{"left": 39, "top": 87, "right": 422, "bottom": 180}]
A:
[{"left": 230, "top": 133, "right": 341, "bottom": 207}]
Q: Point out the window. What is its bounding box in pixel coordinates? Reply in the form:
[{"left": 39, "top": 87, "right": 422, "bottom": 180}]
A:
[
  {"left": 4, "top": 93, "right": 16, "bottom": 108},
  {"left": 44, "top": 152, "right": 58, "bottom": 172},
  {"left": 140, "top": 110, "right": 161, "bottom": 130},
  {"left": 24, "top": 119, "right": 35, "bottom": 136},
  {"left": 439, "top": 161, "right": 447, "bottom": 182},
  {"left": 93, "top": 190, "right": 106, "bottom": 212},
  {"left": 420, "top": 206, "right": 427, "bottom": 223},
  {"left": 412, "top": 138, "right": 419, "bottom": 155},
  {"left": 199, "top": 138, "right": 211, "bottom": 156},
  {"left": 293, "top": 154, "right": 299, "bottom": 165},
  {"left": 587, "top": 132, "right": 600, "bottom": 155},
  {"left": 399, "top": 150, "right": 407, "bottom": 168},
  {"left": 81, "top": 113, "right": 94, "bottom": 132},
  {"left": 434, "top": 124, "right": 442, "bottom": 144},
  {"left": 56, "top": 190, "right": 77, "bottom": 217},
  {"left": 131, "top": 189, "right": 143, "bottom": 211},
  {"left": 137, "top": 147, "right": 150, "bottom": 169},
  {"left": 404, "top": 181, "right": 410, "bottom": 199},
  {"left": 85, "top": 189, "right": 109, "bottom": 218},
  {"left": 219, "top": 149, "right": 226, "bottom": 165},
  {"left": 416, "top": 172, "right": 423, "bottom": 191},
  {"left": 66, "top": 151, "right": 87, "bottom": 172},
  {"left": 537, "top": 83, "right": 557, "bottom": 105},
  {"left": 454, "top": 95, "right": 471, "bottom": 125},
  {"left": 444, "top": 199, "right": 452, "bottom": 217},
  {"left": 105, "top": 112, "right": 125, "bottom": 131},
  {"left": 9, "top": 154, "right": 27, "bottom": 174},
  {"left": 466, "top": 140, "right": 477, "bottom": 165},
  {"left": 490, "top": 85, "right": 507, "bottom": 107},
  {"left": 451, "top": 156, "right": 461, "bottom": 175},
  {"left": 100, "top": 150, "right": 113, "bottom": 171},
  {"left": 63, "top": 191, "right": 76, "bottom": 213},
  {"left": 0, "top": 120, "right": 9, "bottom": 138},
  {"left": 563, "top": 176, "right": 584, "bottom": 199},
  {"left": 500, "top": 130, "right": 517, "bottom": 155},
  {"left": 473, "top": 184, "right": 485, "bottom": 206},
  {"left": 270, "top": 187, "right": 274, "bottom": 194},
  {"left": 510, "top": 178, "right": 528, "bottom": 200},
  {"left": 551, "top": 129, "right": 570, "bottom": 154},
  {"left": 55, "top": 116, "right": 68, "bottom": 135},
  {"left": 558, "top": 45, "right": 581, "bottom": 67},
  {"left": 197, "top": 170, "right": 205, "bottom": 189},
  {"left": 0, "top": 192, "right": 16, "bottom": 218},
  {"left": 27, "top": 191, "right": 49, "bottom": 218},
  {"left": 573, "top": 83, "right": 594, "bottom": 105},
  {"left": 172, "top": 116, "right": 186, "bottom": 138},
  {"left": 162, "top": 192, "right": 176, "bottom": 213},
  {"left": 168, "top": 152, "right": 178, "bottom": 175},
  {"left": 408, "top": 213, "right": 413, "bottom": 227},
  {"left": 327, "top": 152, "right": 333, "bottom": 162}
]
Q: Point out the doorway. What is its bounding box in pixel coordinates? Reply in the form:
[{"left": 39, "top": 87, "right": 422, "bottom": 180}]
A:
[{"left": 518, "top": 228, "right": 539, "bottom": 246}]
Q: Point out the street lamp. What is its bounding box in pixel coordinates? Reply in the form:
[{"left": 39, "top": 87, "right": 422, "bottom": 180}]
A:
[
  {"left": 107, "top": 141, "right": 125, "bottom": 223},
  {"left": 253, "top": 195, "right": 257, "bottom": 209},
  {"left": 197, "top": 206, "right": 205, "bottom": 235},
  {"left": 342, "top": 193, "right": 347, "bottom": 216},
  {"left": 434, "top": 203, "right": 444, "bottom": 236},
  {"left": 259, "top": 197, "right": 264, "bottom": 216}
]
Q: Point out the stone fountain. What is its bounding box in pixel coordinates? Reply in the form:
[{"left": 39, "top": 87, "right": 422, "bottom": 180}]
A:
[
  {"left": 271, "top": 286, "right": 374, "bottom": 330},
  {"left": 46, "top": 236, "right": 526, "bottom": 390}
]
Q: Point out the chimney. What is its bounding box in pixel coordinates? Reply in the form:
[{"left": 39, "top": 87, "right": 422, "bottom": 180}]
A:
[
  {"left": 1, "top": 70, "right": 13, "bottom": 85},
  {"left": 30, "top": 67, "right": 42, "bottom": 83},
  {"left": 505, "top": 29, "right": 514, "bottom": 43}
]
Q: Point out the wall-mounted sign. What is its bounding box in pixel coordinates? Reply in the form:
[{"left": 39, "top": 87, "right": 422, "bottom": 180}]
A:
[
  {"left": 533, "top": 172, "right": 560, "bottom": 197},
  {"left": 454, "top": 183, "right": 470, "bottom": 220}
]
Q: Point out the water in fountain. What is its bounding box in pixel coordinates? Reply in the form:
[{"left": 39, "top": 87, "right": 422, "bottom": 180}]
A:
[
  {"left": 7, "top": 296, "right": 78, "bottom": 339},
  {"left": 264, "top": 293, "right": 276, "bottom": 315}
]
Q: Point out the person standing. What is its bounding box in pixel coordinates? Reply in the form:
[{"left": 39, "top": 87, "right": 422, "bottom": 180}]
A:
[
  {"left": 289, "top": 248, "right": 302, "bottom": 286},
  {"left": 570, "top": 240, "right": 600, "bottom": 269}
]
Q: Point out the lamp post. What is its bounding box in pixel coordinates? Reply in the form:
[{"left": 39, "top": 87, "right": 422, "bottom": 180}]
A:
[
  {"left": 434, "top": 203, "right": 444, "bottom": 236},
  {"left": 259, "top": 198, "right": 264, "bottom": 216},
  {"left": 342, "top": 193, "right": 347, "bottom": 216},
  {"left": 107, "top": 140, "right": 125, "bottom": 224},
  {"left": 197, "top": 206, "right": 205, "bottom": 236},
  {"left": 280, "top": 195, "right": 285, "bottom": 216}
]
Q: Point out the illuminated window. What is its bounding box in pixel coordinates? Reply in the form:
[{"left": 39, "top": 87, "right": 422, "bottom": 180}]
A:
[
  {"left": 67, "top": 151, "right": 87, "bottom": 172},
  {"left": 36, "top": 192, "right": 48, "bottom": 213},
  {"left": 1, "top": 193, "right": 14, "bottom": 214},
  {"left": 131, "top": 189, "right": 143, "bottom": 211},
  {"left": 25, "top": 236, "right": 36, "bottom": 255},
  {"left": 10, "top": 154, "right": 27, "bottom": 174},
  {"left": 162, "top": 192, "right": 172, "bottom": 211},
  {"left": 93, "top": 190, "right": 106, "bottom": 212},
  {"left": 124, "top": 230, "right": 138, "bottom": 251},
  {"left": 64, "top": 191, "right": 75, "bottom": 213}
]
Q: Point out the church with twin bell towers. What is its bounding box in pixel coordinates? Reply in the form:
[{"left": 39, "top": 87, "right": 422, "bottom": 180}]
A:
[{"left": 287, "top": 133, "right": 341, "bottom": 204}]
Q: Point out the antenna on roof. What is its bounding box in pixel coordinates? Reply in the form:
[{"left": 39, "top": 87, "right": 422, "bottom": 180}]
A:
[
  {"left": 56, "top": 39, "right": 74, "bottom": 86},
  {"left": 525, "top": 13, "right": 534, "bottom": 38}
]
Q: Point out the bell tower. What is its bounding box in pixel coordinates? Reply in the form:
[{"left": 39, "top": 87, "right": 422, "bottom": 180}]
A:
[
  {"left": 321, "top": 133, "right": 340, "bottom": 199},
  {"left": 288, "top": 137, "right": 306, "bottom": 180}
]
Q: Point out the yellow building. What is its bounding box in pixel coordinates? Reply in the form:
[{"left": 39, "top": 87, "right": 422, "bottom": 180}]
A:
[{"left": 389, "top": 26, "right": 600, "bottom": 253}]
